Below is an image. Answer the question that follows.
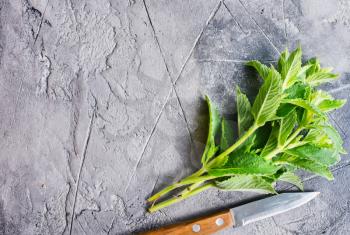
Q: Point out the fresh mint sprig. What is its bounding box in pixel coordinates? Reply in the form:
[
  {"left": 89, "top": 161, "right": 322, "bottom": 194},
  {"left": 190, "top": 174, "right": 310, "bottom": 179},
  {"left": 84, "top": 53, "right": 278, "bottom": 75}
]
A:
[{"left": 147, "top": 46, "right": 346, "bottom": 212}]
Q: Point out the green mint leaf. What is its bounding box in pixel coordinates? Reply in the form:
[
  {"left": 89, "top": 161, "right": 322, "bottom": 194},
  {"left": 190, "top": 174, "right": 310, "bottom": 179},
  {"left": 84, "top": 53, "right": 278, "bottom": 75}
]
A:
[
  {"left": 318, "top": 99, "right": 346, "bottom": 112},
  {"left": 215, "top": 175, "right": 276, "bottom": 194},
  {"left": 276, "top": 104, "right": 295, "bottom": 117},
  {"left": 306, "top": 70, "right": 339, "bottom": 86},
  {"left": 306, "top": 57, "right": 321, "bottom": 76},
  {"left": 251, "top": 123, "right": 272, "bottom": 150},
  {"left": 276, "top": 83, "right": 308, "bottom": 117},
  {"left": 209, "top": 152, "right": 280, "bottom": 176},
  {"left": 303, "top": 129, "right": 330, "bottom": 148},
  {"left": 316, "top": 124, "right": 346, "bottom": 153},
  {"left": 285, "top": 82, "right": 308, "bottom": 99},
  {"left": 285, "top": 144, "right": 340, "bottom": 166},
  {"left": 296, "top": 64, "right": 312, "bottom": 82},
  {"left": 281, "top": 98, "right": 325, "bottom": 119},
  {"left": 310, "top": 90, "right": 345, "bottom": 112},
  {"left": 251, "top": 68, "right": 283, "bottom": 126},
  {"left": 201, "top": 96, "right": 221, "bottom": 164},
  {"left": 278, "top": 111, "right": 297, "bottom": 147},
  {"left": 260, "top": 124, "right": 279, "bottom": 157},
  {"left": 278, "top": 171, "right": 304, "bottom": 190},
  {"left": 246, "top": 60, "right": 270, "bottom": 80},
  {"left": 279, "top": 47, "right": 302, "bottom": 90},
  {"left": 220, "top": 118, "right": 234, "bottom": 152},
  {"left": 236, "top": 86, "right": 254, "bottom": 136},
  {"left": 275, "top": 154, "right": 334, "bottom": 180}
]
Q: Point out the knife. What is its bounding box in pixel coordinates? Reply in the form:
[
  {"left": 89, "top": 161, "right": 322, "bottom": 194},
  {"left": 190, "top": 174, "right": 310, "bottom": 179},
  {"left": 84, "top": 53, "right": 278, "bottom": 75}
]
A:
[{"left": 142, "top": 192, "right": 319, "bottom": 235}]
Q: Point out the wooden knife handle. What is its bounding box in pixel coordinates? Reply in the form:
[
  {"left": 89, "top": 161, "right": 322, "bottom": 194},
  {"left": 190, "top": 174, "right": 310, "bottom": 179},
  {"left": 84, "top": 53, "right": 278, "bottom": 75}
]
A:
[{"left": 141, "top": 210, "right": 235, "bottom": 235}]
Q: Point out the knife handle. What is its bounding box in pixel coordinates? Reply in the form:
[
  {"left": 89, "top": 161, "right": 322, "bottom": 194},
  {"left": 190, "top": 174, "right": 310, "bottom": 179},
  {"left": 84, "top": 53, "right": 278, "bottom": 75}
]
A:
[{"left": 141, "top": 210, "right": 235, "bottom": 235}]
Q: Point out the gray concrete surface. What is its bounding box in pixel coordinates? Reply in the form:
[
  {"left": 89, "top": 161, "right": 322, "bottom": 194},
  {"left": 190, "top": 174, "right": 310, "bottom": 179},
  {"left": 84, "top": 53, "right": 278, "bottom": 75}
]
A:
[{"left": 1, "top": 0, "right": 350, "bottom": 234}]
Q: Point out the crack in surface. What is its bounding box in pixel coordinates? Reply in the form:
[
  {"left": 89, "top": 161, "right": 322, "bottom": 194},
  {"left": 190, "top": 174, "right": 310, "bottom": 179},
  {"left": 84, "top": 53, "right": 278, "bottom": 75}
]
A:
[
  {"left": 33, "top": 0, "right": 49, "bottom": 45},
  {"left": 174, "top": 0, "right": 223, "bottom": 85},
  {"left": 329, "top": 83, "right": 350, "bottom": 94},
  {"left": 69, "top": 101, "right": 96, "bottom": 235},
  {"left": 124, "top": 88, "right": 174, "bottom": 193},
  {"left": 195, "top": 59, "right": 277, "bottom": 63},
  {"left": 142, "top": 0, "right": 197, "bottom": 153},
  {"left": 123, "top": 0, "right": 224, "bottom": 193},
  {"left": 223, "top": 1, "right": 248, "bottom": 34},
  {"left": 236, "top": 0, "right": 281, "bottom": 55},
  {"left": 282, "top": 0, "right": 288, "bottom": 42}
]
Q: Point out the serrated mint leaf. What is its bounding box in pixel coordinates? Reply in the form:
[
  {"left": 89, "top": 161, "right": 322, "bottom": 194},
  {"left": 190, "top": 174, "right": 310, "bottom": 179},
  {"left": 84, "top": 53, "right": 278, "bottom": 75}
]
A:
[
  {"left": 306, "top": 70, "right": 339, "bottom": 86},
  {"left": 278, "top": 171, "right": 303, "bottom": 190},
  {"left": 317, "top": 124, "right": 346, "bottom": 153},
  {"left": 318, "top": 99, "right": 346, "bottom": 112},
  {"left": 310, "top": 90, "right": 346, "bottom": 112},
  {"left": 215, "top": 175, "right": 276, "bottom": 194},
  {"left": 279, "top": 47, "right": 302, "bottom": 90},
  {"left": 209, "top": 152, "right": 280, "bottom": 176},
  {"left": 286, "top": 144, "right": 340, "bottom": 166},
  {"left": 296, "top": 64, "right": 312, "bottom": 82},
  {"left": 251, "top": 68, "right": 283, "bottom": 126},
  {"left": 275, "top": 154, "right": 334, "bottom": 180},
  {"left": 285, "top": 82, "right": 308, "bottom": 99},
  {"left": 201, "top": 96, "right": 221, "bottom": 164},
  {"left": 251, "top": 124, "right": 272, "bottom": 150},
  {"left": 276, "top": 83, "right": 308, "bottom": 117},
  {"left": 278, "top": 111, "right": 297, "bottom": 147},
  {"left": 220, "top": 118, "right": 234, "bottom": 152},
  {"left": 261, "top": 124, "right": 279, "bottom": 158},
  {"left": 276, "top": 103, "right": 295, "bottom": 117},
  {"left": 306, "top": 58, "right": 321, "bottom": 76},
  {"left": 281, "top": 98, "right": 325, "bottom": 119},
  {"left": 303, "top": 129, "right": 329, "bottom": 147},
  {"left": 246, "top": 60, "right": 270, "bottom": 80},
  {"left": 236, "top": 86, "right": 253, "bottom": 136}
]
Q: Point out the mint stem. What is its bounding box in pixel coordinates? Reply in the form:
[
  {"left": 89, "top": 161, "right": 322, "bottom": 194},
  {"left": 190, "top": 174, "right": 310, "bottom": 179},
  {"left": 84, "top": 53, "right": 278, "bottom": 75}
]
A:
[
  {"left": 148, "top": 183, "right": 214, "bottom": 212},
  {"left": 147, "top": 168, "right": 206, "bottom": 202},
  {"left": 207, "top": 124, "right": 259, "bottom": 168}
]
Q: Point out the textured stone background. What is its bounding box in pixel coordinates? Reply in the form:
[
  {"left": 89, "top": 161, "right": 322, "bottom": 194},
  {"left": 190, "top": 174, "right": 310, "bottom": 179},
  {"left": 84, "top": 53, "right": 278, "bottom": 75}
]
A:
[{"left": 1, "top": 0, "right": 350, "bottom": 234}]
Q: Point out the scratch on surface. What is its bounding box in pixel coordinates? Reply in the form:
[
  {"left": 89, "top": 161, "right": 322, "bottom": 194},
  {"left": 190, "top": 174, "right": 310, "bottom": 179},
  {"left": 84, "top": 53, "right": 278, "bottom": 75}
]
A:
[
  {"left": 34, "top": 0, "right": 49, "bottom": 45},
  {"left": 282, "top": 0, "right": 288, "bottom": 40},
  {"left": 126, "top": 0, "right": 223, "bottom": 193},
  {"left": 331, "top": 161, "right": 350, "bottom": 173},
  {"left": 149, "top": 174, "right": 159, "bottom": 196},
  {"left": 124, "top": 88, "right": 174, "bottom": 193},
  {"left": 237, "top": 0, "right": 281, "bottom": 55},
  {"left": 141, "top": 0, "right": 222, "bottom": 163},
  {"left": 106, "top": 218, "right": 115, "bottom": 235},
  {"left": 69, "top": 104, "right": 96, "bottom": 235},
  {"left": 77, "top": 220, "right": 88, "bottom": 235},
  {"left": 26, "top": 188, "right": 33, "bottom": 213},
  {"left": 66, "top": 0, "right": 77, "bottom": 25},
  {"left": 10, "top": 79, "right": 24, "bottom": 129},
  {"left": 329, "top": 114, "right": 347, "bottom": 138},
  {"left": 223, "top": 1, "right": 248, "bottom": 34},
  {"left": 195, "top": 58, "right": 277, "bottom": 63},
  {"left": 142, "top": 0, "right": 198, "bottom": 153},
  {"left": 174, "top": 0, "right": 222, "bottom": 85},
  {"left": 329, "top": 83, "right": 350, "bottom": 94}
]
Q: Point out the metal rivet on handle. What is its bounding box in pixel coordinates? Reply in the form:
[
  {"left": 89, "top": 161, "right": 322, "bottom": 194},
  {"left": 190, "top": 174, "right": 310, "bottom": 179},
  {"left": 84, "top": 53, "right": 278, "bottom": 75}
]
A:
[
  {"left": 192, "top": 224, "right": 201, "bottom": 233},
  {"left": 216, "top": 218, "right": 224, "bottom": 226}
]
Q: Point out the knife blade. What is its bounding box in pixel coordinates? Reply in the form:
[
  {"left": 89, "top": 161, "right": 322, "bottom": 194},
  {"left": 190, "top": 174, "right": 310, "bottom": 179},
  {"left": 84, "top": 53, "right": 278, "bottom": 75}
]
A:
[{"left": 142, "top": 192, "right": 319, "bottom": 235}]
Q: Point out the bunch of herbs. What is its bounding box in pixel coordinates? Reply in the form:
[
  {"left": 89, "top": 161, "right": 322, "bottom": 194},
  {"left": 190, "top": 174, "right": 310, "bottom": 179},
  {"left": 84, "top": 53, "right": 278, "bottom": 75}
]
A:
[{"left": 147, "top": 47, "right": 346, "bottom": 212}]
